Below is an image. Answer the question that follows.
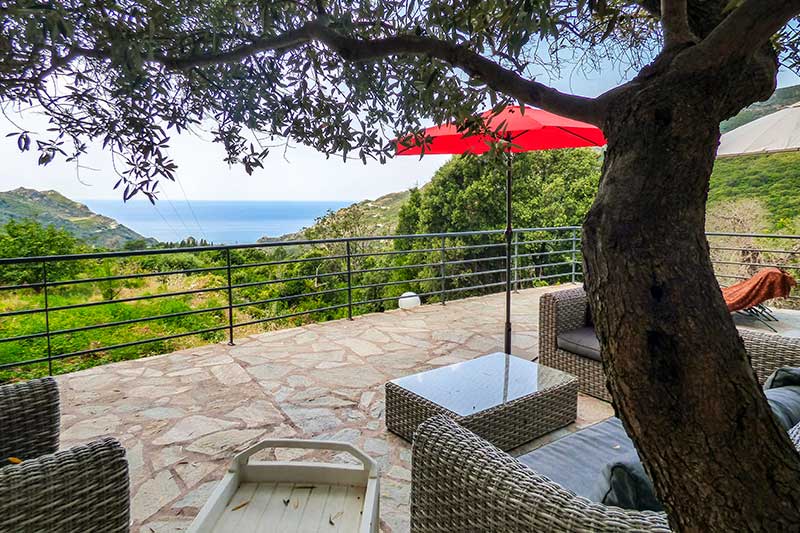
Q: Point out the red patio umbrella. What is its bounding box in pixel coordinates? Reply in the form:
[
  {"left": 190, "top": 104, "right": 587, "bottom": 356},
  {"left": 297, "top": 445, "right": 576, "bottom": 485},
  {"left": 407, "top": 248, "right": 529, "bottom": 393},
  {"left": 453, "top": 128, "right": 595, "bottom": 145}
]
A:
[{"left": 396, "top": 106, "right": 606, "bottom": 355}]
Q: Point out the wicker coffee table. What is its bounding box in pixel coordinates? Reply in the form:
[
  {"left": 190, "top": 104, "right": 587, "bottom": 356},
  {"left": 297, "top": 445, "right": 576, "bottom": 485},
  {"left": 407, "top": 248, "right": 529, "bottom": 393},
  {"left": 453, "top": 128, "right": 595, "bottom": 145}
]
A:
[{"left": 385, "top": 353, "right": 578, "bottom": 451}]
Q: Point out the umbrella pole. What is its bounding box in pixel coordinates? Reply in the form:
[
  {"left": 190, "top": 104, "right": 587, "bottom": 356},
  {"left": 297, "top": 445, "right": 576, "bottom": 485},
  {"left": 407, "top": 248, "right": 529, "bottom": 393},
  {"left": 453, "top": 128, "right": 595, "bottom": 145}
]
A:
[{"left": 504, "top": 150, "right": 513, "bottom": 355}]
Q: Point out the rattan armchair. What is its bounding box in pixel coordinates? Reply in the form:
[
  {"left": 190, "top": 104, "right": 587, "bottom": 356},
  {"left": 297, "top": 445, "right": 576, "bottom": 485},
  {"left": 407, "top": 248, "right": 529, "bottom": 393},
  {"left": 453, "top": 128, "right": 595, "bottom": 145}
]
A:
[
  {"left": 0, "top": 377, "right": 130, "bottom": 532},
  {"left": 411, "top": 414, "right": 800, "bottom": 533},
  {"left": 539, "top": 286, "right": 800, "bottom": 401},
  {"left": 539, "top": 287, "right": 610, "bottom": 400}
]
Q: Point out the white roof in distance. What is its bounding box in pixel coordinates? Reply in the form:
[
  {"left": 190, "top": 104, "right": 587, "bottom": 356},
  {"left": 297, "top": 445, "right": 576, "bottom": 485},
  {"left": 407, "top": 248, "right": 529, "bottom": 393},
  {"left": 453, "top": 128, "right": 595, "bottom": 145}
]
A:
[{"left": 718, "top": 102, "right": 800, "bottom": 158}]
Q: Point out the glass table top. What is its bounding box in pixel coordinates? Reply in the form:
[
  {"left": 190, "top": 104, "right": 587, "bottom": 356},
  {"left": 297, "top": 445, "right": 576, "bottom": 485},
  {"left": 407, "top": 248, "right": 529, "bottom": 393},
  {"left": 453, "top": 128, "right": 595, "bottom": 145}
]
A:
[{"left": 389, "top": 352, "right": 573, "bottom": 416}]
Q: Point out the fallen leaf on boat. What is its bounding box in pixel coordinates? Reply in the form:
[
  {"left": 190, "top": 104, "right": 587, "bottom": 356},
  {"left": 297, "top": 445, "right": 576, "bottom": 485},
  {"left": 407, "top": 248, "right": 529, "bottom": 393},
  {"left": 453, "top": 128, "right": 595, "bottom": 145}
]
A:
[{"left": 231, "top": 500, "right": 250, "bottom": 511}]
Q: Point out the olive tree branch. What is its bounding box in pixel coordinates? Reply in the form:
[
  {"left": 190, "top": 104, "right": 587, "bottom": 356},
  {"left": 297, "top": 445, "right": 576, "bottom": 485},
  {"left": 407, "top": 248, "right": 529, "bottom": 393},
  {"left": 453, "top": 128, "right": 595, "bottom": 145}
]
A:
[
  {"left": 680, "top": 0, "right": 800, "bottom": 69},
  {"left": 65, "top": 20, "right": 605, "bottom": 125},
  {"left": 660, "top": 0, "right": 695, "bottom": 49}
]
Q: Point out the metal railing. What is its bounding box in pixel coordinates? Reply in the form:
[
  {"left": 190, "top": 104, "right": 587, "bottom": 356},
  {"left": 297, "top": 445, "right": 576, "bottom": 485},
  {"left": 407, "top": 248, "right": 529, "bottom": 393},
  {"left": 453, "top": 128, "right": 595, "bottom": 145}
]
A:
[
  {"left": 707, "top": 231, "right": 800, "bottom": 302},
  {"left": 0, "top": 227, "right": 581, "bottom": 376}
]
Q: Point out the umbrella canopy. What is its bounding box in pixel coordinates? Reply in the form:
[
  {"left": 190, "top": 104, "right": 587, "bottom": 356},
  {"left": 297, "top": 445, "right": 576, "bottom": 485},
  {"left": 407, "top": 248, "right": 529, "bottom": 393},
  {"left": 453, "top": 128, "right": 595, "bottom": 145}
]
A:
[
  {"left": 718, "top": 103, "right": 800, "bottom": 158},
  {"left": 396, "top": 105, "right": 605, "bottom": 357},
  {"left": 396, "top": 106, "right": 606, "bottom": 155}
]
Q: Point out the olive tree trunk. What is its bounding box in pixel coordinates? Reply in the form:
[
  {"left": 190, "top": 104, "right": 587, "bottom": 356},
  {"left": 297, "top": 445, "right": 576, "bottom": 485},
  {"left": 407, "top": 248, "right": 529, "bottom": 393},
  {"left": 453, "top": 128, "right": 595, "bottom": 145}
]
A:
[{"left": 582, "top": 55, "right": 800, "bottom": 531}]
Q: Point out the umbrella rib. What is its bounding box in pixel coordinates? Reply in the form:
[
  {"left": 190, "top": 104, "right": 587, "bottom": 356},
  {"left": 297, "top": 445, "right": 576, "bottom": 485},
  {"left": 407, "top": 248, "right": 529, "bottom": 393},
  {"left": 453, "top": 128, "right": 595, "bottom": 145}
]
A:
[{"left": 555, "top": 126, "right": 604, "bottom": 147}]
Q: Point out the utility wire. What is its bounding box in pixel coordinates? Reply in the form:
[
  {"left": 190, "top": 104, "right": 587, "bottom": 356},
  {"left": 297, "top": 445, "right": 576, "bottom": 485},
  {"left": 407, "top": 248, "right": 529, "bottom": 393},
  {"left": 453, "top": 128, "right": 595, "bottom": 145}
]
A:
[
  {"left": 151, "top": 202, "right": 183, "bottom": 244},
  {"left": 174, "top": 176, "right": 210, "bottom": 243},
  {"left": 160, "top": 187, "right": 196, "bottom": 241}
]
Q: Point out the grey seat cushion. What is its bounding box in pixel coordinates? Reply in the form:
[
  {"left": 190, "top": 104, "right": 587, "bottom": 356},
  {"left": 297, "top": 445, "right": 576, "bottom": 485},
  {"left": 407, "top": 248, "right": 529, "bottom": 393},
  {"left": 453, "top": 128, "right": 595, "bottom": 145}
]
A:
[
  {"left": 557, "top": 326, "right": 601, "bottom": 361},
  {"left": 519, "top": 418, "right": 662, "bottom": 512},
  {"left": 764, "top": 367, "right": 800, "bottom": 430},
  {"left": 599, "top": 452, "right": 663, "bottom": 512},
  {"left": 518, "top": 417, "right": 636, "bottom": 501},
  {"left": 765, "top": 386, "right": 800, "bottom": 430}
]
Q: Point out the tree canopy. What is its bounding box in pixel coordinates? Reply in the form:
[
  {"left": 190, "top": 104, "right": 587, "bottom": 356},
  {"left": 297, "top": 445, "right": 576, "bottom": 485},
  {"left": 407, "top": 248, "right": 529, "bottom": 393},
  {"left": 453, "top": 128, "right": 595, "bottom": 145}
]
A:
[
  {"left": 5, "top": 1, "right": 800, "bottom": 530},
  {"left": 1, "top": 1, "right": 796, "bottom": 201},
  {"left": 398, "top": 148, "right": 601, "bottom": 234}
]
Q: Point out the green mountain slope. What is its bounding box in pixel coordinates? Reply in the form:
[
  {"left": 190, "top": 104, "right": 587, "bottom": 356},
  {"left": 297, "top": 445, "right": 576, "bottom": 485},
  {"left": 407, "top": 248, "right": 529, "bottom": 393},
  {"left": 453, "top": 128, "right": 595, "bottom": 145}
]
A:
[
  {"left": 709, "top": 151, "right": 800, "bottom": 231},
  {"left": 721, "top": 84, "right": 800, "bottom": 133},
  {"left": 709, "top": 84, "right": 800, "bottom": 231},
  {"left": 0, "top": 188, "right": 157, "bottom": 249},
  {"left": 260, "top": 189, "right": 412, "bottom": 243}
]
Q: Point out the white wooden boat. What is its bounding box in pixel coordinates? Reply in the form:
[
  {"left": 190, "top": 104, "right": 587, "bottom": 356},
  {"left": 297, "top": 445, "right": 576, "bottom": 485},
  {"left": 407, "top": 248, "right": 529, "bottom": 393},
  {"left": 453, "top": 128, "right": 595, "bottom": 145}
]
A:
[{"left": 187, "top": 439, "right": 380, "bottom": 533}]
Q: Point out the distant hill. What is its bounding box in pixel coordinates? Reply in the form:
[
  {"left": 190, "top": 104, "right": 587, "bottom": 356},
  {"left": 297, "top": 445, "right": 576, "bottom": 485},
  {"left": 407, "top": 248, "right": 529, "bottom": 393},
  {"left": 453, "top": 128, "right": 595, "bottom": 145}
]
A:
[
  {"left": 721, "top": 84, "right": 800, "bottom": 133},
  {"left": 0, "top": 188, "right": 157, "bottom": 249},
  {"left": 259, "top": 189, "right": 412, "bottom": 243},
  {"left": 270, "top": 85, "right": 800, "bottom": 242},
  {"left": 709, "top": 84, "right": 800, "bottom": 232}
]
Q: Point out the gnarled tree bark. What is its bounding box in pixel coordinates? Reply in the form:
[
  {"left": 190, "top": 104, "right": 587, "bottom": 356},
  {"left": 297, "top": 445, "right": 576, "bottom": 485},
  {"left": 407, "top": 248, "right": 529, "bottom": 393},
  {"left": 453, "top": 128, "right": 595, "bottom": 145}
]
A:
[{"left": 583, "top": 41, "right": 800, "bottom": 530}]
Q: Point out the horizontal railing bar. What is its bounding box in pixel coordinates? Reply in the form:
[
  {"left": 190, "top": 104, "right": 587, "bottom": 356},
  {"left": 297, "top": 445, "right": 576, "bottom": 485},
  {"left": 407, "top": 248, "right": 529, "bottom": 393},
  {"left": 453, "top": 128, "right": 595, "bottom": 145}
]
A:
[
  {"left": 514, "top": 249, "right": 574, "bottom": 259},
  {"left": 0, "top": 324, "right": 230, "bottom": 369},
  {"left": 444, "top": 255, "right": 507, "bottom": 266},
  {"left": 711, "top": 260, "right": 799, "bottom": 270},
  {"left": 707, "top": 232, "right": 800, "bottom": 240},
  {"left": 0, "top": 355, "right": 52, "bottom": 370},
  {"left": 45, "top": 305, "right": 230, "bottom": 337},
  {"left": 349, "top": 247, "right": 441, "bottom": 259},
  {"left": 0, "top": 331, "right": 49, "bottom": 343},
  {"left": 0, "top": 285, "right": 232, "bottom": 318},
  {"left": 350, "top": 261, "right": 440, "bottom": 276},
  {"left": 516, "top": 272, "right": 575, "bottom": 283},
  {"left": 44, "top": 286, "right": 229, "bottom": 313},
  {"left": 46, "top": 264, "right": 228, "bottom": 288},
  {"left": 513, "top": 260, "right": 574, "bottom": 271},
  {"left": 232, "top": 287, "right": 349, "bottom": 309},
  {"left": 229, "top": 270, "right": 348, "bottom": 290},
  {"left": 710, "top": 246, "right": 799, "bottom": 255},
  {"left": 444, "top": 242, "right": 506, "bottom": 252},
  {"left": 230, "top": 253, "right": 348, "bottom": 270},
  {"left": 0, "top": 307, "right": 46, "bottom": 318},
  {"left": 232, "top": 303, "right": 351, "bottom": 328},
  {"left": 0, "top": 281, "right": 45, "bottom": 291},
  {"left": 350, "top": 276, "right": 441, "bottom": 291},
  {"left": 444, "top": 268, "right": 506, "bottom": 280},
  {"left": 515, "top": 237, "right": 579, "bottom": 246},
  {"left": 352, "top": 281, "right": 509, "bottom": 307},
  {"left": 0, "top": 227, "right": 583, "bottom": 266}
]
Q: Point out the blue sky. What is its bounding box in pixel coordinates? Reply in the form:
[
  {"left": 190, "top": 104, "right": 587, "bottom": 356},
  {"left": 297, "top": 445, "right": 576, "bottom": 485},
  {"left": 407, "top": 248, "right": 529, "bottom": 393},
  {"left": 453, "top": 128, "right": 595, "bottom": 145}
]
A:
[{"left": 1, "top": 64, "right": 798, "bottom": 203}]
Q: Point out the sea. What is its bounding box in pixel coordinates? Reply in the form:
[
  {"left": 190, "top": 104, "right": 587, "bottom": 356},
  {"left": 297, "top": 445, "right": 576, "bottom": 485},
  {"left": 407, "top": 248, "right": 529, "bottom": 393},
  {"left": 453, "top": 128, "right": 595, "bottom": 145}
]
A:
[{"left": 82, "top": 200, "right": 352, "bottom": 245}]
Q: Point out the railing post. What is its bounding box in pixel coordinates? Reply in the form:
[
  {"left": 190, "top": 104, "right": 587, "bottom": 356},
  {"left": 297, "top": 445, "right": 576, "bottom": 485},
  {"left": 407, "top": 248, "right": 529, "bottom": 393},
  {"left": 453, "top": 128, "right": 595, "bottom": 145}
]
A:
[
  {"left": 225, "top": 248, "right": 235, "bottom": 346},
  {"left": 346, "top": 240, "right": 353, "bottom": 320},
  {"left": 570, "top": 229, "right": 578, "bottom": 283},
  {"left": 513, "top": 232, "right": 519, "bottom": 293},
  {"left": 42, "top": 261, "right": 52, "bottom": 376},
  {"left": 440, "top": 235, "right": 446, "bottom": 305}
]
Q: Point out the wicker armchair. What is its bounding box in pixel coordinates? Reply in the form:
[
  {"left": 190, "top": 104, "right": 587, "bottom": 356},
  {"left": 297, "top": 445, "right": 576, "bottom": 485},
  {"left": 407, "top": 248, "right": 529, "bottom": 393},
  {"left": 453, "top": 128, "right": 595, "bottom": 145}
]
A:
[
  {"left": 539, "top": 286, "right": 800, "bottom": 401},
  {"left": 411, "top": 414, "right": 800, "bottom": 533},
  {"left": 0, "top": 377, "right": 130, "bottom": 532},
  {"left": 539, "top": 287, "right": 610, "bottom": 400}
]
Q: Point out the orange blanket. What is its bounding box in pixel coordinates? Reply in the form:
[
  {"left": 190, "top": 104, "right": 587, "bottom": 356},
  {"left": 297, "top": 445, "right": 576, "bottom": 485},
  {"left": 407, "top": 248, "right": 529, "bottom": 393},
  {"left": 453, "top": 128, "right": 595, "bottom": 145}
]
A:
[{"left": 722, "top": 267, "right": 797, "bottom": 312}]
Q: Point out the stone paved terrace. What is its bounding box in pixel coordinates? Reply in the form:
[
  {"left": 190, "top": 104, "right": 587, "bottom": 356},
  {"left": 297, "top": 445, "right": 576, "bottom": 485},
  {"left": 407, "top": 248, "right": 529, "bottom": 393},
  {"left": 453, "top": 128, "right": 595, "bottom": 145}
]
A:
[{"left": 54, "top": 284, "right": 610, "bottom": 531}]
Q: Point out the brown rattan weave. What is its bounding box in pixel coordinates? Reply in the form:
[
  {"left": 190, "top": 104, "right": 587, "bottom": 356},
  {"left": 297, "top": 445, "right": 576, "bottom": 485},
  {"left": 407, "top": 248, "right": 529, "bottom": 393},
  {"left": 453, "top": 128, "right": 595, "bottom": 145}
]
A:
[
  {"left": 411, "top": 415, "right": 671, "bottom": 532},
  {"left": 0, "top": 377, "right": 60, "bottom": 461},
  {"left": 411, "top": 416, "right": 800, "bottom": 532},
  {"left": 386, "top": 363, "right": 577, "bottom": 451},
  {"left": 0, "top": 378, "right": 130, "bottom": 532},
  {"left": 539, "top": 286, "right": 800, "bottom": 402},
  {"left": 539, "top": 286, "right": 612, "bottom": 401}
]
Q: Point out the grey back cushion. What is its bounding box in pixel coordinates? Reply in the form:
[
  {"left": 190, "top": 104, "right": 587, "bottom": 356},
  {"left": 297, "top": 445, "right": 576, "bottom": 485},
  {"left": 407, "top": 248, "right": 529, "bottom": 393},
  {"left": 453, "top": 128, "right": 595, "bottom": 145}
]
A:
[
  {"left": 598, "top": 452, "right": 664, "bottom": 512},
  {"left": 520, "top": 418, "right": 662, "bottom": 511},
  {"left": 556, "top": 327, "right": 601, "bottom": 362},
  {"left": 764, "top": 367, "right": 800, "bottom": 430}
]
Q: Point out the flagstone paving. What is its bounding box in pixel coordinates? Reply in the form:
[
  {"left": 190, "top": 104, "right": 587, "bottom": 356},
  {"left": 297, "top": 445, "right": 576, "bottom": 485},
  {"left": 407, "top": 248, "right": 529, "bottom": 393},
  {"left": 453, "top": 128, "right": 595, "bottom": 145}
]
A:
[{"left": 56, "top": 283, "right": 615, "bottom": 532}]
